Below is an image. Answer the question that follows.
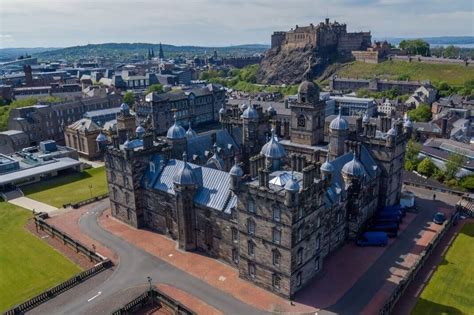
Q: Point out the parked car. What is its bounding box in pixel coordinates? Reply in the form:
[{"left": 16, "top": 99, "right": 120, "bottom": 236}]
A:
[
  {"left": 357, "top": 232, "right": 389, "bottom": 247},
  {"left": 433, "top": 212, "right": 446, "bottom": 225},
  {"left": 369, "top": 222, "right": 399, "bottom": 237}
]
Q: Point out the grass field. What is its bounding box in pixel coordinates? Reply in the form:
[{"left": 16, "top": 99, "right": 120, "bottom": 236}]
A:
[
  {"left": 0, "top": 202, "right": 81, "bottom": 311},
  {"left": 412, "top": 223, "right": 474, "bottom": 315},
  {"left": 22, "top": 167, "right": 108, "bottom": 208},
  {"left": 336, "top": 61, "right": 474, "bottom": 87}
]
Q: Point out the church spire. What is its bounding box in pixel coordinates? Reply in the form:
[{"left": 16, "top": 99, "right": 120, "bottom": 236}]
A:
[{"left": 159, "top": 42, "right": 165, "bottom": 59}]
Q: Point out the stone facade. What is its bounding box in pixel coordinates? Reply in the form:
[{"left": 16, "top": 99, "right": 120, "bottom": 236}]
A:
[
  {"left": 103, "top": 78, "right": 409, "bottom": 300},
  {"left": 271, "top": 19, "right": 371, "bottom": 55}
]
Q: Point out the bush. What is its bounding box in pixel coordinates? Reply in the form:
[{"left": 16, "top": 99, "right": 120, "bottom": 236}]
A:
[
  {"left": 404, "top": 160, "right": 416, "bottom": 172},
  {"left": 459, "top": 175, "right": 474, "bottom": 192},
  {"left": 417, "top": 157, "right": 436, "bottom": 177},
  {"left": 407, "top": 104, "right": 432, "bottom": 122}
]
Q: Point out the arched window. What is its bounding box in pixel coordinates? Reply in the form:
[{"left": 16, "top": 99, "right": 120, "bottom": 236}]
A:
[
  {"left": 247, "top": 198, "right": 255, "bottom": 213},
  {"left": 272, "top": 227, "right": 281, "bottom": 244},
  {"left": 248, "top": 240, "right": 255, "bottom": 256},
  {"left": 247, "top": 218, "right": 255, "bottom": 235},
  {"left": 273, "top": 207, "right": 281, "bottom": 222},
  {"left": 272, "top": 249, "right": 281, "bottom": 266}
]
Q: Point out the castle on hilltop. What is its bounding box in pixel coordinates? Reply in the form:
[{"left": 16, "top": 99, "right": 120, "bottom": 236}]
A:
[{"left": 271, "top": 18, "right": 371, "bottom": 55}]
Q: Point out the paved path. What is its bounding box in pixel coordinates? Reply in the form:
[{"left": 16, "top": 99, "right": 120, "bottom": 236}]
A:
[
  {"left": 32, "top": 200, "right": 265, "bottom": 315},
  {"left": 325, "top": 187, "right": 459, "bottom": 314},
  {"left": 79, "top": 158, "right": 104, "bottom": 168},
  {"left": 8, "top": 196, "right": 58, "bottom": 213}
]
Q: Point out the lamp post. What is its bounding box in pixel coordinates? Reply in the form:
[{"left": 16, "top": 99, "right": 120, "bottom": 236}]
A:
[{"left": 89, "top": 184, "right": 93, "bottom": 199}]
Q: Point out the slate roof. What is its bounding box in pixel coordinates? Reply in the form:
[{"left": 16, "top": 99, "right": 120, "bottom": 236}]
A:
[
  {"left": 67, "top": 118, "right": 101, "bottom": 132},
  {"left": 186, "top": 129, "right": 240, "bottom": 162},
  {"left": 142, "top": 155, "right": 237, "bottom": 213},
  {"left": 325, "top": 146, "right": 378, "bottom": 206}
]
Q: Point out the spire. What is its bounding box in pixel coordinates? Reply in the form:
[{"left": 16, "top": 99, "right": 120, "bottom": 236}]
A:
[
  {"left": 151, "top": 48, "right": 155, "bottom": 58},
  {"left": 159, "top": 42, "right": 165, "bottom": 59}
]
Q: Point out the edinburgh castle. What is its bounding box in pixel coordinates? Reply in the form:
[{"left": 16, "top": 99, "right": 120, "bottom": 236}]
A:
[{"left": 257, "top": 19, "right": 372, "bottom": 85}]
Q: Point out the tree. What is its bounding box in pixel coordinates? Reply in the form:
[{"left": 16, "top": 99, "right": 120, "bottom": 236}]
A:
[
  {"left": 146, "top": 84, "right": 164, "bottom": 94},
  {"left": 407, "top": 104, "right": 432, "bottom": 122},
  {"left": 399, "top": 39, "right": 430, "bottom": 56},
  {"left": 444, "top": 153, "right": 466, "bottom": 180},
  {"left": 443, "top": 45, "right": 461, "bottom": 58},
  {"left": 417, "top": 157, "right": 436, "bottom": 177},
  {"left": 405, "top": 139, "right": 421, "bottom": 166},
  {"left": 459, "top": 175, "right": 474, "bottom": 192},
  {"left": 123, "top": 91, "right": 135, "bottom": 106}
]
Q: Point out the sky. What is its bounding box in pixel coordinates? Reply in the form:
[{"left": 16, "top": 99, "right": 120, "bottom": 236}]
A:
[{"left": 0, "top": 0, "right": 473, "bottom": 48}]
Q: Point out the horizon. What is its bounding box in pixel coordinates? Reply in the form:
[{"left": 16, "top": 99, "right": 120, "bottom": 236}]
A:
[{"left": 1, "top": 0, "right": 473, "bottom": 49}]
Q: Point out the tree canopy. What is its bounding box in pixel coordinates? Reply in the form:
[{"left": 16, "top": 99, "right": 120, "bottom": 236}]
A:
[
  {"left": 407, "top": 104, "right": 432, "bottom": 122},
  {"left": 417, "top": 157, "right": 436, "bottom": 177},
  {"left": 399, "top": 39, "right": 430, "bottom": 56},
  {"left": 146, "top": 84, "right": 164, "bottom": 95},
  {"left": 123, "top": 91, "right": 135, "bottom": 106},
  {"left": 444, "top": 153, "right": 466, "bottom": 180}
]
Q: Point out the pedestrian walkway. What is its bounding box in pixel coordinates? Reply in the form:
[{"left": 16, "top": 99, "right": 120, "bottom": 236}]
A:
[
  {"left": 79, "top": 158, "right": 104, "bottom": 168},
  {"left": 8, "top": 196, "right": 58, "bottom": 213}
]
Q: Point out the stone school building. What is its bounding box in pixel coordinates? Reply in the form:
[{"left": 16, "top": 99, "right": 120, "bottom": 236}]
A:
[{"left": 103, "top": 79, "right": 409, "bottom": 299}]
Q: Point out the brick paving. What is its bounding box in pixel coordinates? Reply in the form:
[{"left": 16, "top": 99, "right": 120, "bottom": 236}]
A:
[
  {"left": 47, "top": 205, "right": 118, "bottom": 264},
  {"left": 361, "top": 206, "right": 459, "bottom": 315},
  {"left": 392, "top": 217, "right": 474, "bottom": 315}
]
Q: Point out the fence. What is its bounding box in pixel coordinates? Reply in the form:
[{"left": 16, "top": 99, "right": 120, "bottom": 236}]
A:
[
  {"left": 63, "top": 192, "right": 109, "bottom": 209},
  {"left": 378, "top": 213, "right": 456, "bottom": 314},
  {"left": 457, "top": 195, "right": 474, "bottom": 218},
  {"left": 403, "top": 179, "right": 466, "bottom": 197},
  {"left": 112, "top": 288, "right": 196, "bottom": 315},
  {"left": 4, "top": 215, "right": 112, "bottom": 315}
]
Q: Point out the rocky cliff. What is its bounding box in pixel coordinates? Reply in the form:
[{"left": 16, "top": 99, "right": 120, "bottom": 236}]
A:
[{"left": 256, "top": 44, "right": 336, "bottom": 85}]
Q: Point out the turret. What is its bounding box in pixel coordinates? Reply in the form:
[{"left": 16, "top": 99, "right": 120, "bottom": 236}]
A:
[
  {"left": 403, "top": 117, "right": 413, "bottom": 139},
  {"left": 229, "top": 158, "right": 243, "bottom": 192},
  {"left": 320, "top": 156, "right": 335, "bottom": 186},
  {"left": 166, "top": 114, "right": 187, "bottom": 158},
  {"left": 284, "top": 175, "right": 300, "bottom": 207},
  {"left": 260, "top": 129, "right": 286, "bottom": 171},
  {"left": 341, "top": 155, "right": 365, "bottom": 189},
  {"left": 328, "top": 114, "right": 349, "bottom": 160}
]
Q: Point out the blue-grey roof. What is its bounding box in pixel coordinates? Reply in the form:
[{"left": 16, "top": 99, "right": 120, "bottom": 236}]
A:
[
  {"left": 185, "top": 125, "right": 197, "bottom": 138},
  {"left": 186, "top": 129, "right": 240, "bottom": 163},
  {"left": 260, "top": 132, "right": 286, "bottom": 159},
  {"left": 166, "top": 122, "right": 186, "bottom": 139},
  {"left": 284, "top": 176, "right": 300, "bottom": 192},
  {"left": 325, "top": 146, "right": 378, "bottom": 206},
  {"left": 342, "top": 156, "right": 365, "bottom": 177},
  {"left": 142, "top": 156, "right": 237, "bottom": 213},
  {"left": 329, "top": 114, "right": 349, "bottom": 130},
  {"left": 242, "top": 106, "right": 258, "bottom": 119},
  {"left": 173, "top": 160, "right": 196, "bottom": 185},
  {"left": 229, "top": 163, "right": 243, "bottom": 177}
]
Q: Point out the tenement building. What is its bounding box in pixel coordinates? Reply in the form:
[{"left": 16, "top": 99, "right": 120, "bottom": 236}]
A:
[{"left": 103, "top": 78, "right": 409, "bottom": 298}]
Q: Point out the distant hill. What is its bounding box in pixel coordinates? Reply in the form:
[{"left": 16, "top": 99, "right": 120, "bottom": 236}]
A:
[
  {"left": 28, "top": 43, "right": 269, "bottom": 62},
  {"left": 375, "top": 36, "right": 474, "bottom": 47},
  {"left": 0, "top": 47, "right": 61, "bottom": 62}
]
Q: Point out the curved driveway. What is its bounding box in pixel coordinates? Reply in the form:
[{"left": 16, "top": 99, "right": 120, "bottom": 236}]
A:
[{"left": 34, "top": 200, "right": 266, "bottom": 315}]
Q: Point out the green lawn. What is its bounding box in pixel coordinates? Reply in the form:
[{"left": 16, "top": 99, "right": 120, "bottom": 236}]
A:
[
  {"left": 412, "top": 223, "right": 474, "bottom": 315},
  {"left": 22, "top": 167, "right": 108, "bottom": 208},
  {"left": 0, "top": 202, "right": 81, "bottom": 311},
  {"left": 336, "top": 61, "right": 474, "bottom": 87}
]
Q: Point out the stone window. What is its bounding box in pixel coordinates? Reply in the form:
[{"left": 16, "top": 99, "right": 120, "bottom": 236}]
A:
[
  {"left": 316, "top": 216, "right": 321, "bottom": 228},
  {"left": 125, "top": 192, "right": 130, "bottom": 204},
  {"left": 248, "top": 240, "right": 255, "bottom": 257},
  {"left": 297, "top": 226, "right": 303, "bottom": 242},
  {"left": 113, "top": 187, "right": 118, "bottom": 199},
  {"left": 127, "top": 208, "right": 131, "bottom": 220},
  {"left": 298, "top": 207, "right": 303, "bottom": 220},
  {"left": 315, "top": 235, "right": 321, "bottom": 250},
  {"left": 247, "top": 218, "right": 255, "bottom": 236},
  {"left": 273, "top": 207, "right": 281, "bottom": 222},
  {"left": 111, "top": 172, "right": 116, "bottom": 182},
  {"left": 337, "top": 212, "right": 341, "bottom": 223},
  {"left": 297, "top": 248, "right": 303, "bottom": 265},
  {"left": 247, "top": 198, "right": 256, "bottom": 213},
  {"left": 232, "top": 248, "right": 239, "bottom": 264},
  {"left": 315, "top": 257, "right": 320, "bottom": 272},
  {"left": 272, "top": 274, "right": 281, "bottom": 290},
  {"left": 272, "top": 227, "right": 281, "bottom": 245},
  {"left": 124, "top": 176, "right": 129, "bottom": 188},
  {"left": 232, "top": 228, "right": 238, "bottom": 243},
  {"left": 272, "top": 249, "right": 281, "bottom": 266},
  {"left": 248, "top": 263, "right": 256, "bottom": 279},
  {"left": 296, "top": 272, "right": 302, "bottom": 287}
]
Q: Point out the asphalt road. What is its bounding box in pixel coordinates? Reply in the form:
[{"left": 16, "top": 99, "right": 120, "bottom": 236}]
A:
[{"left": 31, "top": 200, "right": 266, "bottom": 315}]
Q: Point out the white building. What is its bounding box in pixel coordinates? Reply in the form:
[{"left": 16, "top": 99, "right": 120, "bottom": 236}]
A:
[{"left": 330, "top": 95, "right": 376, "bottom": 117}]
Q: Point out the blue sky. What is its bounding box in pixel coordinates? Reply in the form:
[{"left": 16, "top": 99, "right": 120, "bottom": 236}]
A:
[{"left": 0, "top": 0, "right": 472, "bottom": 48}]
